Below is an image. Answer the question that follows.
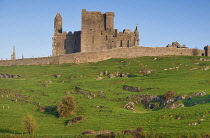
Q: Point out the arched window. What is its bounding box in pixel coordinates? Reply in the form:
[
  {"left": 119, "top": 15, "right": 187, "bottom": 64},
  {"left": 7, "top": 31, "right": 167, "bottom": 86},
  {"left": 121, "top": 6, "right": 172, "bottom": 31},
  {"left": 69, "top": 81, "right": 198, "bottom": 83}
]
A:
[
  {"left": 120, "top": 40, "right": 123, "bottom": 47},
  {"left": 127, "top": 40, "right": 130, "bottom": 47}
]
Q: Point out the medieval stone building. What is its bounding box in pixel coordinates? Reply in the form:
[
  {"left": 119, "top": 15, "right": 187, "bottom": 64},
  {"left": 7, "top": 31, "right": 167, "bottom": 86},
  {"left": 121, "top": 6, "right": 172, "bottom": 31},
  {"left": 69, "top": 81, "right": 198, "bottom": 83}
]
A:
[
  {"left": 166, "top": 41, "right": 186, "bottom": 48},
  {"left": 52, "top": 9, "right": 139, "bottom": 56}
]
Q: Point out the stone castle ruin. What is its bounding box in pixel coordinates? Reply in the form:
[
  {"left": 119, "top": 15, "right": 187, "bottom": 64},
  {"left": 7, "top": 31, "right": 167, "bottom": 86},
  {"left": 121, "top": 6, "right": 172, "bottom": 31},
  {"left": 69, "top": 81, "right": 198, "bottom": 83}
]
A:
[
  {"left": 52, "top": 9, "right": 139, "bottom": 56},
  {"left": 166, "top": 41, "right": 186, "bottom": 48},
  {"left": 0, "top": 9, "right": 210, "bottom": 66}
]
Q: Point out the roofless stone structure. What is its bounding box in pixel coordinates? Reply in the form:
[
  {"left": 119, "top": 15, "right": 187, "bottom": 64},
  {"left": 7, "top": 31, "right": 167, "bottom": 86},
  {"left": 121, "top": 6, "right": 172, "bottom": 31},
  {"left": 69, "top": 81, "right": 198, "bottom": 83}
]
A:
[
  {"left": 0, "top": 9, "right": 209, "bottom": 66},
  {"left": 52, "top": 9, "right": 139, "bottom": 56}
]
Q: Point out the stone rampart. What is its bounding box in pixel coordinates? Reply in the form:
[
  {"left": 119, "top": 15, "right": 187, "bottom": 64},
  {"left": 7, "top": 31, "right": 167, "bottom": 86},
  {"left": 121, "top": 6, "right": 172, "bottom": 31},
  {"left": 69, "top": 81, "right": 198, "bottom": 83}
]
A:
[{"left": 0, "top": 46, "right": 205, "bottom": 66}]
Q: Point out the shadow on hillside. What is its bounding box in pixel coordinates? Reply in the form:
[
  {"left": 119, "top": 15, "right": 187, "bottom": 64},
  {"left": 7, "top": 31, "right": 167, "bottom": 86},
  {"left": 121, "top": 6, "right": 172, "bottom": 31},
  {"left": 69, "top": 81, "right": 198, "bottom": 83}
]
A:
[
  {"left": 0, "top": 128, "right": 21, "bottom": 134},
  {"left": 153, "top": 94, "right": 210, "bottom": 111},
  {"left": 128, "top": 74, "right": 139, "bottom": 77},
  {"left": 39, "top": 106, "right": 59, "bottom": 118},
  {"left": 182, "top": 95, "right": 210, "bottom": 107}
]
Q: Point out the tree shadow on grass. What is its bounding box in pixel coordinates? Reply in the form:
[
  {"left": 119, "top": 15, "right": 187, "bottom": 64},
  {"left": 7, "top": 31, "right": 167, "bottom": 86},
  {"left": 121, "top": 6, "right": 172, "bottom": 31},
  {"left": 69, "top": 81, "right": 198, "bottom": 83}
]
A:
[
  {"left": 182, "top": 95, "right": 210, "bottom": 107},
  {"left": 64, "top": 119, "right": 70, "bottom": 126},
  {"left": 38, "top": 105, "right": 59, "bottom": 118},
  {"left": 0, "top": 128, "right": 22, "bottom": 134},
  {"left": 0, "top": 128, "right": 13, "bottom": 133}
]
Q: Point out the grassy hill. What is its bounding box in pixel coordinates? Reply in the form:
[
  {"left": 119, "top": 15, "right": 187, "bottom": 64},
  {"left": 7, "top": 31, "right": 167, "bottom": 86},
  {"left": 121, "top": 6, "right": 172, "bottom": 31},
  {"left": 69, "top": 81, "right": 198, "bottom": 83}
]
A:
[{"left": 1, "top": 56, "right": 210, "bottom": 137}]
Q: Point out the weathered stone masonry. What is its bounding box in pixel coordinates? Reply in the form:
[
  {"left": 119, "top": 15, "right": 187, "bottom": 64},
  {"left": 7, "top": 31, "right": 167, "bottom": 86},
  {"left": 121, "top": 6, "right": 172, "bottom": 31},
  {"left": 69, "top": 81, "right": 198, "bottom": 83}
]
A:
[
  {"left": 52, "top": 9, "right": 139, "bottom": 56},
  {"left": 0, "top": 9, "right": 209, "bottom": 66},
  {"left": 0, "top": 46, "right": 206, "bottom": 66}
]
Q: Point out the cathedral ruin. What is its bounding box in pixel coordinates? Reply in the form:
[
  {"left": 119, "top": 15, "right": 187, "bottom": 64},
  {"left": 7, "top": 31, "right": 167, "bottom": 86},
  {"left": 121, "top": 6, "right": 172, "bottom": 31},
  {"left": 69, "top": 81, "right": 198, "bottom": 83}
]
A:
[
  {"left": 52, "top": 9, "right": 139, "bottom": 56},
  {"left": 0, "top": 9, "right": 209, "bottom": 66}
]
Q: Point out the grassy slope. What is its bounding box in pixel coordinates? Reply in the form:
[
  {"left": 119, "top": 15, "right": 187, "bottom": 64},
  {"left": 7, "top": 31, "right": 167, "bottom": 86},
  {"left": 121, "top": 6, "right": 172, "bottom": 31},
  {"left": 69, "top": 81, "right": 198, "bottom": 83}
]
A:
[{"left": 0, "top": 56, "right": 210, "bottom": 137}]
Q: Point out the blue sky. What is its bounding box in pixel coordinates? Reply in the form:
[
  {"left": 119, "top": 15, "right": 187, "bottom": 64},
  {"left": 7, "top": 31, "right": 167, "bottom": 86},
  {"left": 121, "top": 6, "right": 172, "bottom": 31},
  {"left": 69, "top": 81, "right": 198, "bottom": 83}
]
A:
[{"left": 0, "top": 0, "right": 209, "bottom": 59}]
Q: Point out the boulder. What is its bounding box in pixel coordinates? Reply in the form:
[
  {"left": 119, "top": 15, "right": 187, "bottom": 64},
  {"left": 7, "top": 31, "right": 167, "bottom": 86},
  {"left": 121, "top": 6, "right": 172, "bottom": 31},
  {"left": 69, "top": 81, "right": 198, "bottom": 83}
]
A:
[
  {"left": 124, "top": 102, "right": 135, "bottom": 110},
  {"left": 97, "top": 130, "right": 114, "bottom": 135},
  {"left": 67, "top": 116, "right": 85, "bottom": 125},
  {"left": 114, "top": 71, "right": 120, "bottom": 77},
  {"left": 81, "top": 130, "right": 96, "bottom": 135},
  {"left": 123, "top": 85, "right": 141, "bottom": 92},
  {"left": 0, "top": 74, "right": 20, "bottom": 79},
  {"left": 189, "top": 122, "right": 198, "bottom": 125},
  {"left": 190, "top": 92, "right": 206, "bottom": 96},
  {"left": 104, "top": 71, "right": 108, "bottom": 75},
  {"left": 146, "top": 103, "right": 160, "bottom": 109},
  {"left": 108, "top": 74, "right": 115, "bottom": 78},
  {"left": 128, "top": 95, "right": 160, "bottom": 105},
  {"left": 121, "top": 130, "right": 134, "bottom": 134},
  {"left": 201, "top": 66, "right": 209, "bottom": 70},
  {"left": 95, "top": 77, "right": 103, "bottom": 80},
  {"left": 168, "top": 102, "right": 184, "bottom": 109},
  {"left": 99, "top": 72, "right": 103, "bottom": 76},
  {"left": 98, "top": 91, "right": 105, "bottom": 95},
  {"left": 54, "top": 74, "right": 61, "bottom": 78}
]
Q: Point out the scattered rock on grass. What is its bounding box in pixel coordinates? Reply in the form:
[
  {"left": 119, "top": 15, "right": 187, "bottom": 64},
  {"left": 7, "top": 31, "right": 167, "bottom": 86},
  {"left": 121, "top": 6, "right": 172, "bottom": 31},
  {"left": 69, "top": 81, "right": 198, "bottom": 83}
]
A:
[
  {"left": 67, "top": 116, "right": 85, "bottom": 125},
  {"left": 95, "top": 76, "right": 103, "bottom": 80},
  {"left": 54, "top": 74, "right": 61, "bottom": 78},
  {"left": 124, "top": 102, "right": 135, "bottom": 110},
  {"left": 81, "top": 130, "right": 96, "bottom": 135},
  {"left": 190, "top": 92, "right": 206, "bottom": 96},
  {"left": 117, "top": 92, "right": 125, "bottom": 95},
  {"left": 99, "top": 72, "right": 103, "bottom": 76},
  {"left": 168, "top": 102, "right": 184, "bottom": 109},
  {"left": 201, "top": 66, "right": 209, "bottom": 71},
  {"left": 123, "top": 85, "right": 141, "bottom": 92},
  {"left": 97, "top": 130, "right": 114, "bottom": 135},
  {"left": 95, "top": 105, "right": 104, "bottom": 108},
  {"left": 108, "top": 74, "right": 115, "bottom": 78},
  {"left": 199, "top": 58, "right": 210, "bottom": 61},
  {"left": 189, "top": 122, "right": 198, "bottom": 125},
  {"left": 0, "top": 74, "right": 21, "bottom": 78},
  {"left": 98, "top": 91, "right": 106, "bottom": 95}
]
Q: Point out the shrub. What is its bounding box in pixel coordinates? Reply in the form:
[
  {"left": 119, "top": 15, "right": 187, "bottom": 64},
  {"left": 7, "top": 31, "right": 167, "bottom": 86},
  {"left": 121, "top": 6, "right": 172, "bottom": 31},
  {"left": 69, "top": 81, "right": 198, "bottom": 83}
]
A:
[
  {"left": 192, "top": 48, "right": 199, "bottom": 56},
  {"left": 22, "top": 114, "right": 38, "bottom": 134},
  {"left": 57, "top": 96, "right": 76, "bottom": 118},
  {"left": 163, "top": 91, "right": 176, "bottom": 101}
]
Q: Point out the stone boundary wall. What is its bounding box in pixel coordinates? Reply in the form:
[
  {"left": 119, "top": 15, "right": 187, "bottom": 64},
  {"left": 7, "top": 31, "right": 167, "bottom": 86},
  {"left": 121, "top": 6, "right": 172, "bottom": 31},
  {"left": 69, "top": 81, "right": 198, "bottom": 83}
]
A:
[{"left": 0, "top": 46, "right": 205, "bottom": 66}]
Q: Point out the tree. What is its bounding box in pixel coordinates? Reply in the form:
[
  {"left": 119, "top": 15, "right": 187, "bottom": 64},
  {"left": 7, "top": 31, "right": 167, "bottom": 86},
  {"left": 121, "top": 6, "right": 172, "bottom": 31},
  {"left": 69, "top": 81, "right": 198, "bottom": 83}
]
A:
[
  {"left": 23, "top": 114, "right": 38, "bottom": 134},
  {"left": 163, "top": 91, "right": 176, "bottom": 101},
  {"left": 192, "top": 48, "right": 199, "bottom": 56},
  {"left": 57, "top": 96, "right": 76, "bottom": 118}
]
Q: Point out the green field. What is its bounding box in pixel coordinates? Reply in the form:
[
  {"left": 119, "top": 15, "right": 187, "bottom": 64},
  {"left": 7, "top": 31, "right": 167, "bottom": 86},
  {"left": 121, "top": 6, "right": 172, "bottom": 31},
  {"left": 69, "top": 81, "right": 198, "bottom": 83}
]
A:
[{"left": 1, "top": 56, "right": 210, "bottom": 137}]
